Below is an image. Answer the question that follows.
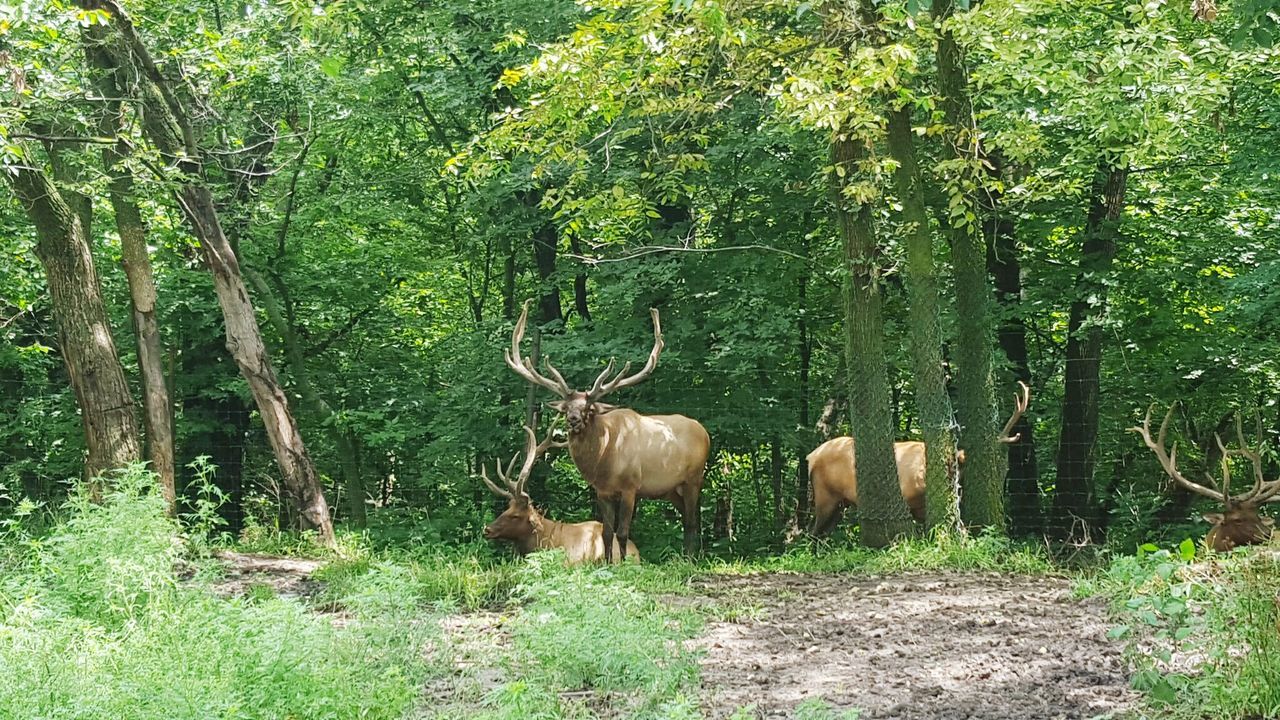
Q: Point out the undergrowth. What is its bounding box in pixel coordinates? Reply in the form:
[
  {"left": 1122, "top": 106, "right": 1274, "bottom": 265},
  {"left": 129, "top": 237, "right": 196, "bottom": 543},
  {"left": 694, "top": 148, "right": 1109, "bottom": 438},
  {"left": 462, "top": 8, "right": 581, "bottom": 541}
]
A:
[
  {"left": 0, "top": 464, "right": 426, "bottom": 720},
  {"left": 1084, "top": 540, "right": 1280, "bottom": 719}
]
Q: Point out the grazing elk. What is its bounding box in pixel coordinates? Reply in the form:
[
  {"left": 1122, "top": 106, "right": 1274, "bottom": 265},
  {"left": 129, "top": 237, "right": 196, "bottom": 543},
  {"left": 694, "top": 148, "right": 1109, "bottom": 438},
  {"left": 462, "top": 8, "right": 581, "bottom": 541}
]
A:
[
  {"left": 1132, "top": 404, "right": 1278, "bottom": 551},
  {"left": 505, "top": 300, "right": 709, "bottom": 561},
  {"left": 808, "top": 382, "right": 1030, "bottom": 535},
  {"left": 480, "top": 424, "right": 639, "bottom": 564}
]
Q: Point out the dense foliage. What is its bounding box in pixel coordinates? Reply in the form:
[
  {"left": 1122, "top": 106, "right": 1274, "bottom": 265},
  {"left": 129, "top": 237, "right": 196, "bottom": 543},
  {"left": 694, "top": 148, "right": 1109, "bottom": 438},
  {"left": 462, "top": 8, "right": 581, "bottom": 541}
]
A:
[{"left": 2, "top": 0, "right": 1279, "bottom": 549}]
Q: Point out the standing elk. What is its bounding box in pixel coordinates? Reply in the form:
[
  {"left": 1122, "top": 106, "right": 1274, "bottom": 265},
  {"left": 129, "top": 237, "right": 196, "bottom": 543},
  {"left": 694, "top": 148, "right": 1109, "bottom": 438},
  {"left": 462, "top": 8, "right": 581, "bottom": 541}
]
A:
[
  {"left": 505, "top": 300, "right": 709, "bottom": 561},
  {"left": 807, "top": 382, "right": 1030, "bottom": 535},
  {"left": 480, "top": 424, "right": 639, "bottom": 564},
  {"left": 1132, "top": 404, "right": 1278, "bottom": 551}
]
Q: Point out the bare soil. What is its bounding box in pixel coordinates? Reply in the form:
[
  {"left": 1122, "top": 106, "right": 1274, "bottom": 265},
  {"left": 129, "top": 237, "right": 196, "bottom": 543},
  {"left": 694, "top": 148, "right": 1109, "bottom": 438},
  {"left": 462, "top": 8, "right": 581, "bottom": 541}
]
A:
[
  {"left": 207, "top": 550, "right": 324, "bottom": 601},
  {"left": 689, "top": 571, "right": 1138, "bottom": 720}
]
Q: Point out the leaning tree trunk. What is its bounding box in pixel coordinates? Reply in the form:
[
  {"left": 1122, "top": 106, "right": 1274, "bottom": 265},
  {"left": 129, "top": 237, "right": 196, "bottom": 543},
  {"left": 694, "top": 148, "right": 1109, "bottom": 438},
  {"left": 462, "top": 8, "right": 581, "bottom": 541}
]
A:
[
  {"left": 885, "top": 106, "right": 960, "bottom": 533},
  {"left": 89, "top": 39, "right": 177, "bottom": 512},
  {"left": 81, "top": 0, "right": 335, "bottom": 544},
  {"left": 7, "top": 166, "right": 141, "bottom": 483},
  {"left": 246, "top": 270, "right": 366, "bottom": 527},
  {"left": 934, "top": 0, "right": 1006, "bottom": 531},
  {"left": 832, "top": 135, "right": 916, "bottom": 547},
  {"left": 1052, "top": 163, "right": 1128, "bottom": 538}
]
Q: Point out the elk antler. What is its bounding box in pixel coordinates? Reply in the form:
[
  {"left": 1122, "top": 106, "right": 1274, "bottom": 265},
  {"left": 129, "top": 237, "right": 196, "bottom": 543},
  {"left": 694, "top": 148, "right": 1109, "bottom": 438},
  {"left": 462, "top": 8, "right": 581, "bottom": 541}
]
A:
[
  {"left": 479, "top": 454, "right": 522, "bottom": 499},
  {"left": 588, "top": 308, "right": 664, "bottom": 400},
  {"left": 1130, "top": 403, "right": 1229, "bottom": 504},
  {"left": 998, "top": 381, "right": 1032, "bottom": 444},
  {"left": 1219, "top": 411, "right": 1280, "bottom": 506},
  {"left": 505, "top": 300, "right": 572, "bottom": 397}
]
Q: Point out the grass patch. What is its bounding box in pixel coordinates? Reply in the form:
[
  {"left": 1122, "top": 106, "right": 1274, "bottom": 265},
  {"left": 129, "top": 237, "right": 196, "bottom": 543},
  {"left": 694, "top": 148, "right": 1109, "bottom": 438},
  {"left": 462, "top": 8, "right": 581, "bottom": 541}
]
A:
[{"left": 0, "top": 464, "right": 427, "bottom": 720}]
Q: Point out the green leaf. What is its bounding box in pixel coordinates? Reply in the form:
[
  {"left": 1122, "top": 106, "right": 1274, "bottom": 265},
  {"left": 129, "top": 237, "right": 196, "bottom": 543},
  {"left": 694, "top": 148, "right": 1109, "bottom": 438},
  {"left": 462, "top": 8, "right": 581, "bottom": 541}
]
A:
[{"left": 320, "top": 56, "right": 344, "bottom": 78}]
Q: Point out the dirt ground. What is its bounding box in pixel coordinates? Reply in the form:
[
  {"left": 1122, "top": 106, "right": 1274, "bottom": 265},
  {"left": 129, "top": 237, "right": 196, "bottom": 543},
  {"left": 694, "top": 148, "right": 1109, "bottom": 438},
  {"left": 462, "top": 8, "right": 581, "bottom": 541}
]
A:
[{"left": 689, "top": 571, "right": 1137, "bottom": 720}]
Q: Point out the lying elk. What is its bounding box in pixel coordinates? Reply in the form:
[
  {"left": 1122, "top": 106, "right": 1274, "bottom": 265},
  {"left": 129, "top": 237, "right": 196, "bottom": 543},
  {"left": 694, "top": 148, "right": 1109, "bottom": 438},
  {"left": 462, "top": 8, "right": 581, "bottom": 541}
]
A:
[
  {"left": 480, "top": 424, "right": 638, "bottom": 564},
  {"left": 808, "top": 382, "right": 1030, "bottom": 535},
  {"left": 1132, "top": 404, "right": 1278, "bottom": 551},
  {"left": 505, "top": 300, "right": 709, "bottom": 561}
]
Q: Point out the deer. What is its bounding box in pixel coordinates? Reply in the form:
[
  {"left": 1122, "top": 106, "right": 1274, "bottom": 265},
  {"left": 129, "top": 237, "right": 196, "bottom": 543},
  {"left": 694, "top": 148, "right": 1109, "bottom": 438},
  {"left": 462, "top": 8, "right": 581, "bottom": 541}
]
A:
[
  {"left": 505, "top": 300, "right": 710, "bottom": 561},
  {"left": 479, "top": 424, "right": 639, "bottom": 564},
  {"left": 1132, "top": 403, "right": 1278, "bottom": 551},
  {"left": 807, "top": 382, "right": 1030, "bottom": 535}
]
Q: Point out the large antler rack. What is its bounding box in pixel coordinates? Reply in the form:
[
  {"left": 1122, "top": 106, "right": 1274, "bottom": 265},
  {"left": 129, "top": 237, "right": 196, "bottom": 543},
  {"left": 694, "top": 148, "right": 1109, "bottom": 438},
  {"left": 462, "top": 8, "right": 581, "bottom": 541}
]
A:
[
  {"left": 998, "top": 381, "right": 1032, "bottom": 444},
  {"left": 479, "top": 423, "right": 569, "bottom": 500},
  {"left": 1130, "top": 403, "right": 1280, "bottom": 509},
  {"left": 504, "top": 300, "right": 571, "bottom": 398},
  {"left": 588, "top": 308, "right": 664, "bottom": 400}
]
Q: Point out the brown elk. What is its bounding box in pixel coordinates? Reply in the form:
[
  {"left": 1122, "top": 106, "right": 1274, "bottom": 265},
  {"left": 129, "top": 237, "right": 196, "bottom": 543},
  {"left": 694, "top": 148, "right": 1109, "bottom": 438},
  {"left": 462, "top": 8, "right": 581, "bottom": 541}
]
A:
[
  {"left": 505, "top": 300, "right": 709, "bottom": 561},
  {"left": 1132, "top": 404, "right": 1278, "bottom": 551},
  {"left": 808, "top": 382, "right": 1030, "bottom": 535},
  {"left": 480, "top": 424, "right": 639, "bottom": 564}
]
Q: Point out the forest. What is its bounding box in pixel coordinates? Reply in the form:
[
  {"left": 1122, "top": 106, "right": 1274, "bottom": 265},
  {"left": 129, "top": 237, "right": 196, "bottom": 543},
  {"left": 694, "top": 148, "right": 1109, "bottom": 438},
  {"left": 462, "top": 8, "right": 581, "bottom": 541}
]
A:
[{"left": 2, "top": 0, "right": 1279, "bottom": 718}]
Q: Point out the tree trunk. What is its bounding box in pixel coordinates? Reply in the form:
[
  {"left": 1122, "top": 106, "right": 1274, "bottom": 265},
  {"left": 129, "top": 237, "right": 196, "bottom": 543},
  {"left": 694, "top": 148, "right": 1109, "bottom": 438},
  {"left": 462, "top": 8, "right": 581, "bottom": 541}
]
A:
[
  {"left": 6, "top": 166, "right": 141, "bottom": 484},
  {"left": 885, "top": 106, "right": 960, "bottom": 533},
  {"left": 934, "top": 0, "right": 1005, "bottom": 531},
  {"left": 1052, "top": 164, "right": 1128, "bottom": 538},
  {"left": 247, "top": 269, "right": 365, "bottom": 527},
  {"left": 568, "top": 233, "right": 591, "bottom": 324},
  {"left": 531, "top": 220, "right": 563, "bottom": 325},
  {"left": 831, "top": 136, "right": 916, "bottom": 547},
  {"left": 770, "top": 439, "right": 784, "bottom": 530},
  {"left": 82, "top": 0, "right": 336, "bottom": 544},
  {"left": 984, "top": 154, "right": 1041, "bottom": 536},
  {"left": 88, "top": 42, "right": 177, "bottom": 512},
  {"left": 793, "top": 226, "right": 814, "bottom": 529}
]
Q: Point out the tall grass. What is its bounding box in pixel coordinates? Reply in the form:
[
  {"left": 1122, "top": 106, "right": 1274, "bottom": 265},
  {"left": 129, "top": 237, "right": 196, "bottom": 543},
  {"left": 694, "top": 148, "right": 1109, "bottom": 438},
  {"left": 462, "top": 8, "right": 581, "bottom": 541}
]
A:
[{"left": 0, "top": 464, "right": 425, "bottom": 720}]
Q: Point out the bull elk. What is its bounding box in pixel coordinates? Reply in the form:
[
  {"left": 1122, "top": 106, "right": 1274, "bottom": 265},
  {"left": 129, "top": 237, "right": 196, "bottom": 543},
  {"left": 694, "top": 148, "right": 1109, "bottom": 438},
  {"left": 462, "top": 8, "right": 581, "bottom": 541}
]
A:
[
  {"left": 505, "top": 300, "right": 709, "bottom": 561},
  {"left": 808, "top": 382, "right": 1030, "bottom": 535},
  {"left": 1132, "top": 404, "right": 1278, "bottom": 551},
  {"left": 480, "top": 424, "right": 639, "bottom": 564}
]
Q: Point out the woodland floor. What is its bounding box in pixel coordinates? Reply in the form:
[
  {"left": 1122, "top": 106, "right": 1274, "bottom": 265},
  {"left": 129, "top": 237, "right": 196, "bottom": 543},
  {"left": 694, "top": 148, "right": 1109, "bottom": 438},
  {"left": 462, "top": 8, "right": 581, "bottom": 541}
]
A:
[
  {"left": 207, "top": 554, "right": 1139, "bottom": 720},
  {"left": 685, "top": 572, "right": 1137, "bottom": 720}
]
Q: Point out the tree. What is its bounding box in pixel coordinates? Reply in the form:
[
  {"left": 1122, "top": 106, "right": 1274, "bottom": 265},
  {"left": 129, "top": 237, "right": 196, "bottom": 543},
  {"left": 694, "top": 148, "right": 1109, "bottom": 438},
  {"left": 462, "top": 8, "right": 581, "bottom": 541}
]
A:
[{"left": 5, "top": 160, "right": 141, "bottom": 483}]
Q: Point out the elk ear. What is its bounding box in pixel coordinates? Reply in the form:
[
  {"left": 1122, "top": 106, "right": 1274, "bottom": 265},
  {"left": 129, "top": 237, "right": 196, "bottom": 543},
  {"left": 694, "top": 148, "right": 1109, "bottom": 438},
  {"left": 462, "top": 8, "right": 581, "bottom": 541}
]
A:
[
  {"left": 593, "top": 402, "right": 619, "bottom": 415},
  {"left": 546, "top": 400, "right": 567, "bottom": 413},
  {"left": 1203, "top": 512, "right": 1224, "bottom": 525}
]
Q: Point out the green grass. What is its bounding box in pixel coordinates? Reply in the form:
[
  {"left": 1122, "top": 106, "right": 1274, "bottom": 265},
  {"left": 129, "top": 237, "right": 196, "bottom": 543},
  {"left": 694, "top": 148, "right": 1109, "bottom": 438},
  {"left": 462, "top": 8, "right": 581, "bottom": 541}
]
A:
[{"left": 0, "top": 465, "right": 427, "bottom": 720}]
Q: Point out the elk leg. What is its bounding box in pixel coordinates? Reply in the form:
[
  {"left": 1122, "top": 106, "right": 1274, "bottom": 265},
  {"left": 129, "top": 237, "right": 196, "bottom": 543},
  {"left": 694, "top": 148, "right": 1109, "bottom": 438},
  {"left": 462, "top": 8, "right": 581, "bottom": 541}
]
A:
[
  {"left": 614, "top": 492, "right": 637, "bottom": 563},
  {"left": 680, "top": 481, "right": 703, "bottom": 557},
  {"left": 810, "top": 483, "right": 842, "bottom": 536},
  {"left": 597, "top": 493, "right": 618, "bottom": 564}
]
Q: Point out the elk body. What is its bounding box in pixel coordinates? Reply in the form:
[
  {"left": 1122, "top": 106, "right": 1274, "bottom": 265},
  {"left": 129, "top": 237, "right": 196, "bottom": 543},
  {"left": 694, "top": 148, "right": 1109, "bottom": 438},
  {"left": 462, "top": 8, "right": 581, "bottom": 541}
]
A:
[
  {"left": 506, "top": 301, "right": 709, "bottom": 561},
  {"left": 1133, "top": 405, "right": 1278, "bottom": 551},
  {"left": 480, "top": 425, "right": 638, "bottom": 564},
  {"left": 808, "top": 382, "right": 1029, "bottom": 535}
]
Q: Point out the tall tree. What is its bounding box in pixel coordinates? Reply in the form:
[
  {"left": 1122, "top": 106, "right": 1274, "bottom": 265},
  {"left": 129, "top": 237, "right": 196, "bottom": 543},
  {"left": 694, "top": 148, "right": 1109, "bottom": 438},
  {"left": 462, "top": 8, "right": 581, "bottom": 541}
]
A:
[
  {"left": 86, "top": 29, "right": 176, "bottom": 513},
  {"left": 885, "top": 105, "right": 960, "bottom": 532},
  {"left": 933, "top": 0, "right": 1006, "bottom": 531},
  {"left": 82, "top": 0, "right": 335, "bottom": 544},
  {"left": 6, "top": 162, "right": 142, "bottom": 483}
]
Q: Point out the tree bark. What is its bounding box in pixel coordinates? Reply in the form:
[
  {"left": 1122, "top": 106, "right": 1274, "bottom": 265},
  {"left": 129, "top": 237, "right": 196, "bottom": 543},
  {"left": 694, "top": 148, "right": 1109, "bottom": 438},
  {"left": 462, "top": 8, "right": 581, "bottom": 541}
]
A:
[
  {"left": 934, "top": 0, "right": 1006, "bottom": 531},
  {"left": 246, "top": 269, "right": 366, "bottom": 527},
  {"left": 7, "top": 165, "right": 141, "bottom": 483},
  {"left": 88, "top": 36, "right": 177, "bottom": 513},
  {"left": 1052, "top": 163, "right": 1128, "bottom": 538},
  {"left": 568, "top": 233, "right": 591, "bottom": 324},
  {"left": 831, "top": 136, "right": 916, "bottom": 547},
  {"left": 885, "top": 106, "right": 960, "bottom": 533},
  {"left": 81, "top": 0, "right": 335, "bottom": 543},
  {"left": 531, "top": 220, "right": 563, "bottom": 325}
]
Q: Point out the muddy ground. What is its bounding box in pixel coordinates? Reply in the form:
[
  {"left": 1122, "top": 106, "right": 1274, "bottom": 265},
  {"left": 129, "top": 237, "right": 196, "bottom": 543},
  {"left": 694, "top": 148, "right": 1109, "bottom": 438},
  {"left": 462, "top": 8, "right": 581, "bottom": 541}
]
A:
[
  {"left": 690, "top": 572, "right": 1136, "bottom": 720},
  {"left": 205, "top": 555, "right": 1139, "bottom": 719}
]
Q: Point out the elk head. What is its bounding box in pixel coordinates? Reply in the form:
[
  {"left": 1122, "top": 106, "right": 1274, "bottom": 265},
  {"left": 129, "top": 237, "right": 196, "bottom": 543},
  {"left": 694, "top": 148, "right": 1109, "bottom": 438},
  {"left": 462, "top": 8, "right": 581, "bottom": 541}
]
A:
[
  {"left": 504, "top": 300, "right": 664, "bottom": 434},
  {"left": 479, "top": 424, "right": 567, "bottom": 541},
  {"left": 1132, "top": 404, "right": 1279, "bottom": 551}
]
